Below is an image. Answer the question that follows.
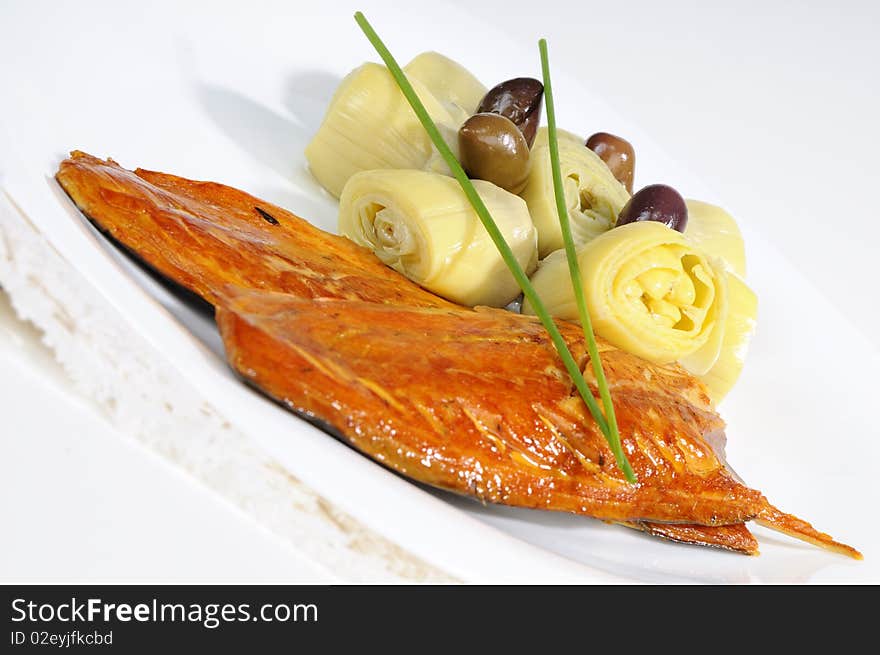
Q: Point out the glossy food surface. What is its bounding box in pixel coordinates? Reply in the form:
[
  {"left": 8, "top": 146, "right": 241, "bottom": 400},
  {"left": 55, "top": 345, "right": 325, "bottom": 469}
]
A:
[
  {"left": 586, "top": 131, "right": 635, "bottom": 193},
  {"left": 54, "top": 151, "right": 859, "bottom": 558},
  {"left": 617, "top": 183, "right": 688, "bottom": 232},
  {"left": 477, "top": 77, "right": 544, "bottom": 147},
  {"left": 458, "top": 113, "right": 530, "bottom": 193}
]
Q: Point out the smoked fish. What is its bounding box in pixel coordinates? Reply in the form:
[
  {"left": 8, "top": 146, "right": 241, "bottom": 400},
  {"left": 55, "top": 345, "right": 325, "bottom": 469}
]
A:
[{"left": 55, "top": 151, "right": 859, "bottom": 558}]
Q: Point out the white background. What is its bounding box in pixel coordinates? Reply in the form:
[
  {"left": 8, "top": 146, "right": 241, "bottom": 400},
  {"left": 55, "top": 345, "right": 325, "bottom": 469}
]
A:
[{"left": 1, "top": 0, "right": 877, "bottom": 582}]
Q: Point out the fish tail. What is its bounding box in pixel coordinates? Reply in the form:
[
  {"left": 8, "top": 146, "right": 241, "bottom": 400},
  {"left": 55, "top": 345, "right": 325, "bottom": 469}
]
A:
[{"left": 757, "top": 505, "right": 862, "bottom": 560}]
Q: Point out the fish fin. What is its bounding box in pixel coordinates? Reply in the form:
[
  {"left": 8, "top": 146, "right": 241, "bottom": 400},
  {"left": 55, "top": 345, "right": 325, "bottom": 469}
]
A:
[
  {"left": 757, "top": 505, "right": 862, "bottom": 560},
  {"left": 620, "top": 521, "right": 759, "bottom": 556}
]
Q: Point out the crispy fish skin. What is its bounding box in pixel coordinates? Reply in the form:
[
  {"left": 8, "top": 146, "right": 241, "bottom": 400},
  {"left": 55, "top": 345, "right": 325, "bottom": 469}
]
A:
[
  {"left": 55, "top": 152, "right": 861, "bottom": 557},
  {"left": 216, "top": 290, "right": 764, "bottom": 525},
  {"left": 56, "top": 152, "right": 451, "bottom": 309}
]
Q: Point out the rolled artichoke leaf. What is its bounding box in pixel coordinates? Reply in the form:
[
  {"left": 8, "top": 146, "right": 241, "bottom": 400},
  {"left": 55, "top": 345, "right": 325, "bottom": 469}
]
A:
[
  {"left": 532, "top": 126, "right": 585, "bottom": 149},
  {"left": 684, "top": 199, "right": 747, "bottom": 278},
  {"left": 677, "top": 256, "right": 729, "bottom": 376},
  {"left": 696, "top": 270, "right": 758, "bottom": 404},
  {"left": 403, "top": 51, "right": 488, "bottom": 118},
  {"left": 521, "top": 136, "right": 630, "bottom": 257},
  {"left": 305, "top": 62, "right": 462, "bottom": 198},
  {"left": 339, "top": 169, "right": 537, "bottom": 308},
  {"left": 524, "top": 222, "right": 724, "bottom": 365}
]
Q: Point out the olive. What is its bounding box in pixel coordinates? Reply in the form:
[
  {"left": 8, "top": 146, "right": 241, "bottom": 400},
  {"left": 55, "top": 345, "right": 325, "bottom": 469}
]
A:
[
  {"left": 459, "top": 113, "right": 530, "bottom": 194},
  {"left": 477, "top": 78, "right": 543, "bottom": 148},
  {"left": 616, "top": 184, "right": 688, "bottom": 232},
  {"left": 586, "top": 132, "right": 635, "bottom": 193}
]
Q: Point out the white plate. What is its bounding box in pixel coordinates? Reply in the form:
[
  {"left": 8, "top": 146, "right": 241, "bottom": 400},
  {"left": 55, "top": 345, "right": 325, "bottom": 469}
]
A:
[{"left": 1, "top": 0, "right": 876, "bottom": 583}]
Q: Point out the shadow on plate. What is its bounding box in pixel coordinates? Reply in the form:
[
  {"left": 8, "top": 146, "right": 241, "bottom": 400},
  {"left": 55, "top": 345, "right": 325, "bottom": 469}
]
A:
[
  {"left": 194, "top": 83, "right": 304, "bottom": 182},
  {"left": 280, "top": 70, "right": 341, "bottom": 132},
  {"left": 192, "top": 70, "right": 341, "bottom": 192}
]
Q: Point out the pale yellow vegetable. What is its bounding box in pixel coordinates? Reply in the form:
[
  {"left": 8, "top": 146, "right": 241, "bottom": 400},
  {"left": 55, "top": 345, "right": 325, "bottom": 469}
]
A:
[
  {"left": 403, "top": 52, "right": 487, "bottom": 120},
  {"left": 698, "top": 272, "right": 758, "bottom": 403},
  {"left": 339, "top": 169, "right": 537, "bottom": 307},
  {"left": 520, "top": 135, "right": 630, "bottom": 257},
  {"left": 685, "top": 199, "right": 747, "bottom": 277},
  {"left": 305, "top": 63, "right": 461, "bottom": 198},
  {"left": 524, "top": 221, "right": 727, "bottom": 366},
  {"left": 676, "top": 259, "right": 729, "bottom": 376},
  {"left": 531, "top": 126, "right": 584, "bottom": 149}
]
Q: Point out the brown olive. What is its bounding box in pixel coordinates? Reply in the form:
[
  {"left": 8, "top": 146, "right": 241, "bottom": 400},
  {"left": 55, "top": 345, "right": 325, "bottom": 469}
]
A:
[
  {"left": 459, "top": 113, "right": 530, "bottom": 194},
  {"left": 477, "top": 78, "right": 543, "bottom": 148},
  {"left": 616, "top": 184, "right": 688, "bottom": 232},
  {"left": 586, "top": 132, "right": 635, "bottom": 193}
]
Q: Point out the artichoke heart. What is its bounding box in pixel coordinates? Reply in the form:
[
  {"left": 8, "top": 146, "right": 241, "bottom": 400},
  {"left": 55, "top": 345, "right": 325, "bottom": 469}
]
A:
[
  {"left": 305, "top": 63, "right": 461, "bottom": 198},
  {"left": 404, "top": 52, "right": 487, "bottom": 122},
  {"left": 531, "top": 126, "right": 585, "bottom": 149},
  {"left": 521, "top": 131, "right": 630, "bottom": 257},
  {"left": 685, "top": 199, "right": 747, "bottom": 277},
  {"left": 697, "top": 272, "right": 758, "bottom": 403},
  {"left": 339, "top": 169, "right": 537, "bottom": 307},
  {"left": 524, "top": 221, "right": 726, "bottom": 366}
]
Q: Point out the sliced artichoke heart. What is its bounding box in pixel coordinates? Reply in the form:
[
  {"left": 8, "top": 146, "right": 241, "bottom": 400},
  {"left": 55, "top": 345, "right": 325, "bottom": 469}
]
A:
[
  {"left": 404, "top": 51, "right": 487, "bottom": 118},
  {"left": 696, "top": 271, "right": 758, "bottom": 404},
  {"left": 339, "top": 169, "right": 537, "bottom": 307},
  {"left": 532, "top": 126, "right": 585, "bottom": 149},
  {"left": 521, "top": 135, "right": 630, "bottom": 257},
  {"left": 524, "top": 221, "right": 724, "bottom": 365},
  {"left": 677, "top": 257, "right": 728, "bottom": 376},
  {"left": 685, "top": 199, "right": 747, "bottom": 277},
  {"left": 355, "top": 197, "right": 423, "bottom": 274},
  {"left": 305, "top": 63, "right": 461, "bottom": 198}
]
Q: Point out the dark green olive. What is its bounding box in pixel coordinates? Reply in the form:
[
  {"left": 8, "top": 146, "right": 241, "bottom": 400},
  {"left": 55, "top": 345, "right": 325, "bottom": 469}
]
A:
[
  {"left": 477, "top": 78, "right": 543, "bottom": 148},
  {"left": 459, "top": 113, "right": 530, "bottom": 194},
  {"left": 616, "top": 184, "right": 688, "bottom": 232},
  {"left": 586, "top": 132, "right": 635, "bottom": 193}
]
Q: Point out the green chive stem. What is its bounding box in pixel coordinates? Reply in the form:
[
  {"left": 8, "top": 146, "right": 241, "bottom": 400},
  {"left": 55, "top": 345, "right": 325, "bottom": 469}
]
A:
[
  {"left": 539, "top": 39, "right": 635, "bottom": 482},
  {"left": 354, "top": 11, "right": 636, "bottom": 482}
]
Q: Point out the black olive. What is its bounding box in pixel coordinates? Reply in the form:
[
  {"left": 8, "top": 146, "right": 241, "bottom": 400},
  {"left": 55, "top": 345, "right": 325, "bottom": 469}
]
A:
[
  {"left": 477, "top": 78, "right": 543, "bottom": 148},
  {"left": 616, "top": 184, "right": 688, "bottom": 232}
]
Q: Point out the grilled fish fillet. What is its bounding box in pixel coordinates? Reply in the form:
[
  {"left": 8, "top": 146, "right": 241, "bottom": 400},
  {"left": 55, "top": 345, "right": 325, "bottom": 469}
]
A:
[{"left": 55, "top": 151, "right": 860, "bottom": 558}]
